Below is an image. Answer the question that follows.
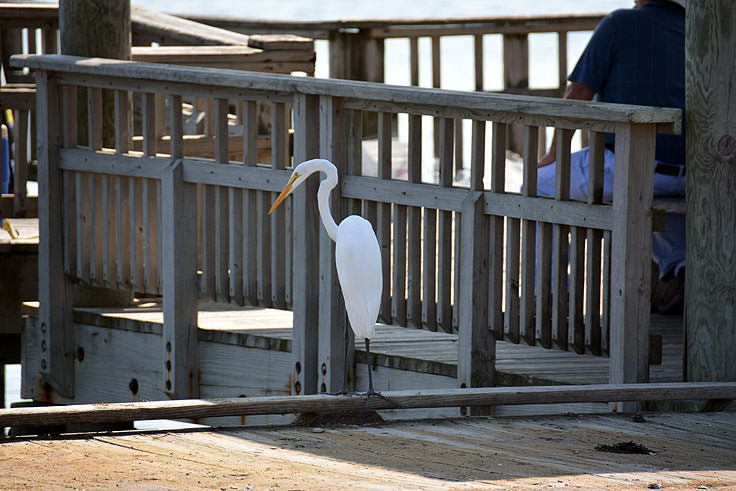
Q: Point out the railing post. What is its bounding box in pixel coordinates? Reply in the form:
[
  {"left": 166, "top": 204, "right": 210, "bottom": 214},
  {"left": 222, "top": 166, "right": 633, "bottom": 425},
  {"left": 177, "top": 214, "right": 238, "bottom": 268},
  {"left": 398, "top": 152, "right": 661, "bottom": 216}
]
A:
[
  {"left": 317, "top": 95, "right": 348, "bottom": 393},
  {"left": 502, "top": 33, "right": 530, "bottom": 155},
  {"left": 161, "top": 95, "right": 199, "bottom": 399},
  {"left": 610, "top": 123, "right": 656, "bottom": 396},
  {"left": 36, "top": 69, "right": 74, "bottom": 398},
  {"left": 291, "top": 93, "right": 321, "bottom": 395},
  {"left": 458, "top": 121, "right": 494, "bottom": 413}
]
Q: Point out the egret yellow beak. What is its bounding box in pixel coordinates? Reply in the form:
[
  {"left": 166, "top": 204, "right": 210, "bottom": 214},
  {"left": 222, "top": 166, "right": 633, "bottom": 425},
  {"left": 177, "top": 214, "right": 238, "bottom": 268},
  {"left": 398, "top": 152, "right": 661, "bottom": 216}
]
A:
[{"left": 268, "top": 174, "right": 298, "bottom": 215}]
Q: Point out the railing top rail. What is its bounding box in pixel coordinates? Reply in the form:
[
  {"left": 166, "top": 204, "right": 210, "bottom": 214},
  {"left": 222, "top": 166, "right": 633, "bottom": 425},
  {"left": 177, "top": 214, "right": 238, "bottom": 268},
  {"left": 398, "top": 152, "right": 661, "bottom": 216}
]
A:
[
  {"left": 187, "top": 13, "right": 607, "bottom": 38},
  {"left": 0, "top": 2, "right": 58, "bottom": 28},
  {"left": 11, "top": 54, "right": 681, "bottom": 132}
]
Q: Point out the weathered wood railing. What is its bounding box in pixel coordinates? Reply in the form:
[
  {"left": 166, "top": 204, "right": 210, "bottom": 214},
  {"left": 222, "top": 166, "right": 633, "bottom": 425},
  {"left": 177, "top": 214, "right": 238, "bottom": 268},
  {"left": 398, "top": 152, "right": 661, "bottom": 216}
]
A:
[
  {"left": 12, "top": 54, "right": 680, "bottom": 403},
  {"left": 192, "top": 13, "right": 605, "bottom": 163}
]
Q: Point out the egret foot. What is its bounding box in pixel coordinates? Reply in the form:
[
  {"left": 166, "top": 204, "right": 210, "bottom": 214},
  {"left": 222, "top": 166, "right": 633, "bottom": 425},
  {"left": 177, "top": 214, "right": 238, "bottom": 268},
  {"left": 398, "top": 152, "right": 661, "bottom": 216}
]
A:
[{"left": 362, "top": 338, "right": 398, "bottom": 407}]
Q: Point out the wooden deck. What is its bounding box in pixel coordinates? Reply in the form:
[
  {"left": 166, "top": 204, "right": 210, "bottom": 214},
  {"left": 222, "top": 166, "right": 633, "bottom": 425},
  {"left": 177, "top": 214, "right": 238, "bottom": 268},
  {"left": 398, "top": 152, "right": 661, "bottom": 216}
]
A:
[
  {"left": 21, "top": 300, "right": 686, "bottom": 420},
  {"left": 2, "top": 411, "right": 735, "bottom": 489}
]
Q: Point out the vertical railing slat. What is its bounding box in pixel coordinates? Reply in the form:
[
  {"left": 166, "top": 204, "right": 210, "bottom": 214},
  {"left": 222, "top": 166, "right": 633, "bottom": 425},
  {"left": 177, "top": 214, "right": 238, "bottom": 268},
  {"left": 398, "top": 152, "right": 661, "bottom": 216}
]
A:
[
  {"left": 61, "top": 84, "right": 77, "bottom": 277},
  {"left": 114, "top": 89, "right": 130, "bottom": 289},
  {"left": 586, "top": 131, "right": 606, "bottom": 355},
  {"left": 407, "top": 114, "right": 422, "bottom": 328},
  {"left": 437, "top": 117, "right": 454, "bottom": 334},
  {"left": 243, "top": 100, "right": 259, "bottom": 304},
  {"left": 215, "top": 97, "right": 230, "bottom": 303},
  {"left": 409, "top": 37, "right": 419, "bottom": 86},
  {"left": 520, "top": 125, "right": 538, "bottom": 344},
  {"left": 552, "top": 128, "right": 572, "bottom": 350},
  {"left": 270, "top": 101, "right": 287, "bottom": 308},
  {"left": 87, "top": 87, "right": 103, "bottom": 285},
  {"left": 489, "top": 122, "right": 506, "bottom": 340},
  {"left": 377, "top": 112, "right": 392, "bottom": 324}
]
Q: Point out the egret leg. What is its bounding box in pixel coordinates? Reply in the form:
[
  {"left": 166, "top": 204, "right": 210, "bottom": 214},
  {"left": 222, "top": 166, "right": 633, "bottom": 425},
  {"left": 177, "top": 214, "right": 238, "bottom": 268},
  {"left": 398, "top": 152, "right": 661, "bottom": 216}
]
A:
[
  {"left": 340, "top": 310, "right": 350, "bottom": 394},
  {"left": 364, "top": 338, "right": 398, "bottom": 406}
]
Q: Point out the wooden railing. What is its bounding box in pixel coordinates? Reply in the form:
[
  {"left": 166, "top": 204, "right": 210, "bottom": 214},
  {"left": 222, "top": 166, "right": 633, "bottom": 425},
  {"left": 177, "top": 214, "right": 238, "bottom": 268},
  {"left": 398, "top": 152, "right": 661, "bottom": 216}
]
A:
[
  {"left": 0, "top": 4, "right": 314, "bottom": 220},
  {"left": 12, "top": 53, "right": 680, "bottom": 402},
  {"left": 191, "top": 13, "right": 606, "bottom": 162}
]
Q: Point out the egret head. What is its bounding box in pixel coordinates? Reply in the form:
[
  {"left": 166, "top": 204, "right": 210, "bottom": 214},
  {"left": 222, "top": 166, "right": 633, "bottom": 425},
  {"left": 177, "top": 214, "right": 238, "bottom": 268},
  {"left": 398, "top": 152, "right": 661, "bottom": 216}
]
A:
[
  {"left": 268, "top": 170, "right": 303, "bottom": 215},
  {"left": 268, "top": 159, "right": 336, "bottom": 215}
]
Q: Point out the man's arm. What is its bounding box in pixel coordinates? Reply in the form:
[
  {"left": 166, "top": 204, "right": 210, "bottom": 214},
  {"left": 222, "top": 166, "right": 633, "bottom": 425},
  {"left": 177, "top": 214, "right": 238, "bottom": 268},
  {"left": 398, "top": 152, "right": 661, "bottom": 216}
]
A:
[{"left": 538, "top": 81, "right": 597, "bottom": 167}]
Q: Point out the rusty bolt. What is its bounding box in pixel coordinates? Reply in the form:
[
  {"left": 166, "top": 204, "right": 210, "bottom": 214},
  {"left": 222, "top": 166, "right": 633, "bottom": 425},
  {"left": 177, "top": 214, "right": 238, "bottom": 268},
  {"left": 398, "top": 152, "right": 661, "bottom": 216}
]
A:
[
  {"left": 295, "top": 361, "right": 301, "bottom": 374},
  {"left": 294, "top": 381, "right": 301, "bottom": 395},
  {"left": 321, "top": 363, "right": 327, "bottom": 375},
  {"left": 460, "top": 382, "right": 467, "bottom": 389},
  {"left": 320, "top": 382, "right": 327, "bottom": 393},
  {"left": 129, "top": 378, "right": 139, "bottom": 395},
  {"left": 41, "top": 358, "right": 47, "bottom": 370},
  {"left": 166, "top": 342, "right": 172, "bottom": 353},
  {"left": 165, "top": 360, "right": 171, "bottom": 371},
  {"left": 165, "top": 380, "right": 172, "bottom": 391},
  {"left": 40, "top": 322, "right": 47, "bottom": 333},
  {"left": 460, "top": 406, "right": 467, "bottom": 416},
  {"left": 77, "top": 346, "right": 84, "bottom": 362},
  {"left": 41, "top": 340, "right": 46, "bottom": 352}
]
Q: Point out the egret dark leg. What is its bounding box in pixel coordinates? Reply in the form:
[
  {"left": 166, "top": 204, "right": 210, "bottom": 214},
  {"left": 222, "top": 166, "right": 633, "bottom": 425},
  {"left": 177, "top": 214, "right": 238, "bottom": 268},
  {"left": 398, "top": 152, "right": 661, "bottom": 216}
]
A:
[
  {"left": 340, "top": 310, "right": 350, "bottom": 394},
  {"left": 366, "top": 338, "right": 375, "bottom": 396}
]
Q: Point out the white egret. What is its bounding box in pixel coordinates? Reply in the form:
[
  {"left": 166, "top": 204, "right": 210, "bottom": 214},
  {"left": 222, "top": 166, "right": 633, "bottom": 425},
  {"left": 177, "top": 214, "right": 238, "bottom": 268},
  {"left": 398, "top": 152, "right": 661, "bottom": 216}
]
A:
[{"left": 268, "top": 158, "right": 383, "bottom": 398}]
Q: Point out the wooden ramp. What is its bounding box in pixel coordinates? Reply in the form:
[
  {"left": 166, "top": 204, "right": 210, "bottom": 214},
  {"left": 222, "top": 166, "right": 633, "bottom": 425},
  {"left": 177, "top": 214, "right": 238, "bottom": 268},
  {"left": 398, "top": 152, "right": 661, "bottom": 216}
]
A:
[{"left": 1, "top": 412, "right": 735, "bottom": 490}]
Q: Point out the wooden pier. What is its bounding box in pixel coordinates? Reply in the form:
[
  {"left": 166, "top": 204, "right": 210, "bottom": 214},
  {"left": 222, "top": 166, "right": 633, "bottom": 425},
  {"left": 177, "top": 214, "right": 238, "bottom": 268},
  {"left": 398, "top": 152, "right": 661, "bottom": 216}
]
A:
[{"left": 2, "top": 411, "right": 735, "bottom": 489}]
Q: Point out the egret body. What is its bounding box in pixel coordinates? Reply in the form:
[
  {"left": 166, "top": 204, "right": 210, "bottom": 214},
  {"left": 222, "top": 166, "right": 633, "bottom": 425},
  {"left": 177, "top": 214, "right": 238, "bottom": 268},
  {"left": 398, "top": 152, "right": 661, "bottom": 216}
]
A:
[{"left": 269, "top": 158, "right": 382, "bottom": 396}]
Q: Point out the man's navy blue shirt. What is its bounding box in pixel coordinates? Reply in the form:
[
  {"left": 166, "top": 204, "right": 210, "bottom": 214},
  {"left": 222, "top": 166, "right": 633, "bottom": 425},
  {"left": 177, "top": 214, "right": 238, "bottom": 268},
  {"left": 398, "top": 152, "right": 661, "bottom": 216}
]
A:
[{"left": 568, "top": 0, "right": 685, "bottom": 164}]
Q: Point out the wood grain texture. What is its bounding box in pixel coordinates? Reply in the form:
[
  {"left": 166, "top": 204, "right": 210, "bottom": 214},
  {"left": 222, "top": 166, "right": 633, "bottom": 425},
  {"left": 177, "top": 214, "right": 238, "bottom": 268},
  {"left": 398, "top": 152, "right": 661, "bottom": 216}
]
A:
[{"left": 685, "top": 0, "right": 736, "bottom": 382}]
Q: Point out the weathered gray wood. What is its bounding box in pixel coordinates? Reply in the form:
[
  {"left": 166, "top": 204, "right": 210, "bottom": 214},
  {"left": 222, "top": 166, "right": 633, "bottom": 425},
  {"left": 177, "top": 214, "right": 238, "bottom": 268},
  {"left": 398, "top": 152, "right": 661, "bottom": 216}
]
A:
[
  {"left": 392, "top": 201, "right": 408, "bottom": 327},
  {"left": 376, "top": 112, "right": 392, "bottom": 324},
  {"left": 489, "top": 122, "right": 506, "bottom": 340},
  {"left": 11, "top": 56, "right": 682, "bottom": 132},
  {"left": 422, "top": 205, "right": 438, "bottom": 331},
  {"left": 270, "top": 102, "right": 287, "bottom": 309},
  {"left": 686, "top": 0, "right": 736, "bottom": 383},
  {"left": 557, "top": 31, "right": 567, "bottom": 89},
  {"left": 610, "top": 123, "right": 656, "bottom": 386},
  {"left": 214, "top": 98, "right": 230, "bottom": 303},
  {"left": 569, "top": 226, "right": 585, "bottom": 353},
  {"left": 35, "top": 69, "right": 74, "bottom": 397},
  {"left": 11, "top": 108, "right": 29, "bottom": 215},
  {"left": 505, "top": 216, "right": 520, "bottom": 343},
  {"left": 437, "top": 118, "right": 454, "bottom": 334},
  {"left": 318, "top": 95, "right": 348, "bottom": 393},
  {"left": 502, "top": 33, "right": 529, "bottom": 154},
  {"left": 242, "top": 100, "right": 258, "bottom": 304},
  {"left": 586, "top": 131, "right": 605, "bottom": 355},
  {"left": 407, "top": 114, "right": 422, "bottom": 328},
  {"left": 552, "top": 129, "right": 572, "bottom": 350},
  {"left": 113, "top": 89, "right": 130, "bottom": 287},
  {"left": 520, "top": 125, "right": 537, "bottom": 345},
  {"left": 409, "top": 37, "right": 419, "bottom": 86},
  {"left": 458, "top": 120, "right": 494, "bottom": 396},
  {"left": 536, "top": 221, "right": 552, "bottom": 349},
  {"left": 474, "top": 34, "right": 483, "bottom": 91},
  {"left": 3, "top": 382, "right": 734, "bottom": 427},
  {"left": 61, "top": 85, "right": 77, "bottom": 277},
  {"left": 161, "top": 94, "right": 199, "bottom": 399},
  {"left": 291, "top": 93, "right": 320, "bottom": 395}
]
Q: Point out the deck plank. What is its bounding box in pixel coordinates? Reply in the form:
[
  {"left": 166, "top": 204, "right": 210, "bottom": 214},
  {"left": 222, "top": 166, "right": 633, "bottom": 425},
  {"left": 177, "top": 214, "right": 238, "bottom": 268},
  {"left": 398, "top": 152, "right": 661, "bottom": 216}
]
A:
[{"left": 1, "top": 412, "right": 734, "bottom": 490}]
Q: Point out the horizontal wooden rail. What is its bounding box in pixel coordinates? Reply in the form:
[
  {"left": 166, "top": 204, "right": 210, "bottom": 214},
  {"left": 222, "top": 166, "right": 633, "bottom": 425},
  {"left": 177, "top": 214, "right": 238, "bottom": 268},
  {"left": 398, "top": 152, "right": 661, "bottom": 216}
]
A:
[
  {"left": 188, "top": 13, "right": 606, "bottom": 40},
  {"left": 10, "top": 55, "right": 682, "bottom": 133},
  {"left": 58, "top": 150, "right": 616, "bottom": 229},
  {"left": 1, "top": 382, "right": 733, "bottom": 428}
]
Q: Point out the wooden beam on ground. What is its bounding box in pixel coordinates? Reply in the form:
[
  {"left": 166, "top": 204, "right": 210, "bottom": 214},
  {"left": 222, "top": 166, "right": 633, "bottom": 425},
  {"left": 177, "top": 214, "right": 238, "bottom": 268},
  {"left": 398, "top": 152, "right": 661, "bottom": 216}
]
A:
[{"left": 1, "top": 382, "right": 734, "bottom": 428}]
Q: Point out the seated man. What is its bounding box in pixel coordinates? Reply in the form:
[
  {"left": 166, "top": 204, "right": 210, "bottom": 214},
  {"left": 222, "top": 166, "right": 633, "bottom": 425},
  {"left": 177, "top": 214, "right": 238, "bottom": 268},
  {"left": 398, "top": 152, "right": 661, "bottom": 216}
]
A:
[{"left": 538, "top": 0, "right": 686, "bottom": 314}]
